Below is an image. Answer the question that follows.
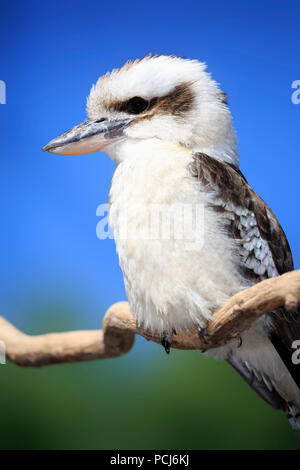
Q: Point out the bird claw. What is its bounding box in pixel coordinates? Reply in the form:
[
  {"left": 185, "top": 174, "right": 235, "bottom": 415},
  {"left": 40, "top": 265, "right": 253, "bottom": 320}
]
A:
[
  {"left": 161, "top": 336, "right": 171, "bottom": 354},
  {"left": 198, "top": 326, "right": 210, "bottom": 345}
]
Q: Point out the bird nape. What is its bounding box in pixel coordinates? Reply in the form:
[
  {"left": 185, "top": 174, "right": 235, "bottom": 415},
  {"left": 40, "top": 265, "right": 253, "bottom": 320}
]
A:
[{"left": 43, "top": 54, "right": 300, "bottom": 431}]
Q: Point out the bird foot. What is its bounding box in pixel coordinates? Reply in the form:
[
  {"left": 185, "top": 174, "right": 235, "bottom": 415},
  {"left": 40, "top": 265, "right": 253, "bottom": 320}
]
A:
[
  {"left": 198, "top": 326, "right": 210, "bottom": 345},
  {"left": 161, "top": 336, "right": 171, "bottom": 354},
  {"left": 161, "top": 332, "right": 172, "bottom": 354}
]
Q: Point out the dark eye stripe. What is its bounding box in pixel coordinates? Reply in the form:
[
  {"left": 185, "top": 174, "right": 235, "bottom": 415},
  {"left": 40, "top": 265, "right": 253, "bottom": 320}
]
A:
[
  {"left": 120, "top": 96, "right": 149, "bottom": 115},
  {"left": 107, "top": 83, "right": 194, "bottom": 117}
]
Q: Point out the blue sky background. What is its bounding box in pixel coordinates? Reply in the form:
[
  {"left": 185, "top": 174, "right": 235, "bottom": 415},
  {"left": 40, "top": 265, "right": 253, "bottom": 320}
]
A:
[
  {"left": 0, "top": 0, "right": 299, "bottom": 331},
  {"left": 1, "top": 0, "right": 300, "bottom": 450}
]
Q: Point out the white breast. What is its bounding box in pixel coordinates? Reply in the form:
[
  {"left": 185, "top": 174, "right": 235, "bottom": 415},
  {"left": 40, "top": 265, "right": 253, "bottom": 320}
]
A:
[{"left": 108, "top": 139, "right": 245, "bottom": 335}]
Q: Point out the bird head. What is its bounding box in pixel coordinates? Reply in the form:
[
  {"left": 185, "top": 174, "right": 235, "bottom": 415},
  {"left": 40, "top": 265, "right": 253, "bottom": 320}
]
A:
[{"left": 43, "top": 55, "right": 238, "bottom": 165}]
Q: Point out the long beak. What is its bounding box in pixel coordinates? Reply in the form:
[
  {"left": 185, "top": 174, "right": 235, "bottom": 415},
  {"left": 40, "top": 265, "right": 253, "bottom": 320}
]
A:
[{"left": 42, "top": 118, "right": 132, "bottom": 155}]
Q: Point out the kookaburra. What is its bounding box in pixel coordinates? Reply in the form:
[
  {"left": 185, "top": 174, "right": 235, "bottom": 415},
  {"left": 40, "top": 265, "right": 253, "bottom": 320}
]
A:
[{"left": 43, "top": 55, "right": 300, "bottom": 430}]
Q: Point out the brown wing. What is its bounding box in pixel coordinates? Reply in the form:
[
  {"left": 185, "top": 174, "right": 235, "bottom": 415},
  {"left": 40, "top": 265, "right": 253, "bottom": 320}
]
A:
[
  {"left": 189, "top": 152, "right": 300, "bottom": 387},
  {"left": 189, "top": 152, "right": 293, "bottom": 278}
]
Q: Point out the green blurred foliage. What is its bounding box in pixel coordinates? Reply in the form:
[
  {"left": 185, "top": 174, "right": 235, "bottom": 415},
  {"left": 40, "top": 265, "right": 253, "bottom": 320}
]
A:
[{"left": 0, "top": 305, "right": 299, "bottom": 450}]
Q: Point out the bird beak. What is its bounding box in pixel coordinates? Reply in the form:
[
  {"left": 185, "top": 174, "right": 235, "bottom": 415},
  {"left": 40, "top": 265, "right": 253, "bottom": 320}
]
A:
[{"left": 42, "top": 118, "right": 132, "bottom": 155}]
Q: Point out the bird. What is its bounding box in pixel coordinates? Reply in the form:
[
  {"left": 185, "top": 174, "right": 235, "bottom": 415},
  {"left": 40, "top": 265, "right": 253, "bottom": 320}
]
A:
[{"left": 43, "top": 54, "right": 300, "bottom": 430}]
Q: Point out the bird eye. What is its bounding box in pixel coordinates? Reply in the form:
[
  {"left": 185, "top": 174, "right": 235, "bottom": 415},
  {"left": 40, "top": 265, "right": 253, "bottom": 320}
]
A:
[{"left": 126, "top": 96, "right": 149, "bottom": 114}]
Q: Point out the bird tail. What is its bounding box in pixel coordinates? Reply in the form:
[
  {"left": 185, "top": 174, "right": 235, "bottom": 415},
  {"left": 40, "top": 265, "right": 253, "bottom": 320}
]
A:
[
  {"left": 284, "top": 402, "right": 300, "bottom": 432},
  {"left": 227, "top": 354, "right": 300, "bottom": 433}
]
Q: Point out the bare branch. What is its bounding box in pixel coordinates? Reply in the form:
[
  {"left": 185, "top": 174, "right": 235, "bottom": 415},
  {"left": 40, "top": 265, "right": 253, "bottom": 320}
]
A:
[{"left": 1, "top": 270, "right": 299, "bottom": 367}]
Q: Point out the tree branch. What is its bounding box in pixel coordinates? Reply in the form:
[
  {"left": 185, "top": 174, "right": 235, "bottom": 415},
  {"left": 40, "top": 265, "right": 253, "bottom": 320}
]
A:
[{"left": 1, "top": 270, "right": 299, "bottom": 367}]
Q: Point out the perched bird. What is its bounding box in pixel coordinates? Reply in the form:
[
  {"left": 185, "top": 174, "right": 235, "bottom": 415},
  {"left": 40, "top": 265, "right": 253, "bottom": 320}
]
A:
[{"left": 43, "top": 55, "right": 300, "bottom": 429}]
